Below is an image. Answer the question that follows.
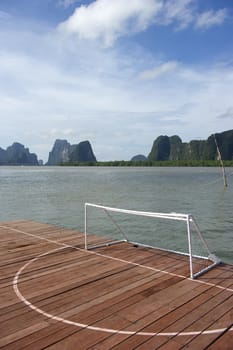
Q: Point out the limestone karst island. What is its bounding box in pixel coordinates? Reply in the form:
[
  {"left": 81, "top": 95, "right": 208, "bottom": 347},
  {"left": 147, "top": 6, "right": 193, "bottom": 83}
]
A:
[{"left": 0, "top": 129, "right": 232, "bottom": 166}]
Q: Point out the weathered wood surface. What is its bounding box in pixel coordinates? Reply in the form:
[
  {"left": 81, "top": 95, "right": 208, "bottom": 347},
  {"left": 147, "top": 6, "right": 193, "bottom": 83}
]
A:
[{"left": 0, "top": 221, "right": 232, "bottom": 349}]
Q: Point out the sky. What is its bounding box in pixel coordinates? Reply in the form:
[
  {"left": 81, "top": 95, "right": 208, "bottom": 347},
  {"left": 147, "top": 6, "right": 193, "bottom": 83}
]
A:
[{"left": 0, "top": 0, "right": 233, "bottom": 162}]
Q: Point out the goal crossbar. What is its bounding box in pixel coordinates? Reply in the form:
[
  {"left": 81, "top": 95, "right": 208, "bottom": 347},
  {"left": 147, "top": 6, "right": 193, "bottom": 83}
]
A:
[
  {"left": 84, "top": 202, "right": 221, "bottom": 279},
  {"left": 85, "top": 202, "right": 189, "bottom": 221}
]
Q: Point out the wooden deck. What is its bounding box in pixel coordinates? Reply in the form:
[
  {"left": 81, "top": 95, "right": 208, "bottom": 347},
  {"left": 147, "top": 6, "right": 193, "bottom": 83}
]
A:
[{"left": 0, "top": 220, "right": 232, "bottom": 350}]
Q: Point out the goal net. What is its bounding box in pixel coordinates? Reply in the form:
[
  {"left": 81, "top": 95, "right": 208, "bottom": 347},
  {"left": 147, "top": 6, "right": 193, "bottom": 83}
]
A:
[{"left": 84, "top": 202, "right": 221, "bottom": 279}]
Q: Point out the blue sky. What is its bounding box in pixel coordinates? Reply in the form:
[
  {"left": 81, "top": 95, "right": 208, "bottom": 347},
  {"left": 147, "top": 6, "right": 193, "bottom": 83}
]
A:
[{"left": 0, "top": 0, "right": 233, "bottom": 162}]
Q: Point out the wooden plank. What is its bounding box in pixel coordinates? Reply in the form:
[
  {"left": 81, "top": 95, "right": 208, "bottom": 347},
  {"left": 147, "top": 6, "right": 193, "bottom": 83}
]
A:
[
  {"left": 132, "top": 289, "right": 233, "bottom": 349},
  {"left": 87, "top": 284, "right": 211, "bottom": 349},
  {"left": 0, "top": 322, "right": 78, "bottom": 350},
  {"left": 176, "top": 302, "right": 233, "bottom": 348},
  {"left": 206, "top": 328, "right": 233, "bottom": 350},
  {"left": 88, "top": 269, "right": 231, "bottom": 348},
  {"left": 0, "top": 220, "right": 232, "bottom": 350}
]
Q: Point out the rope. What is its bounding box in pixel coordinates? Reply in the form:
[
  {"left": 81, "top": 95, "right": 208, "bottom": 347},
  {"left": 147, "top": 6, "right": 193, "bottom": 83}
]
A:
[{"left": 104, "top": 209, "right": 128, "bottom": 242}]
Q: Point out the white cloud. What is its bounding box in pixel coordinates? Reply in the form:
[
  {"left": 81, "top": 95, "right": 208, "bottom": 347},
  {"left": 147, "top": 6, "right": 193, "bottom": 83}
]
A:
[
  {"left": 58, "top": 0, "right": 163, "bottom": 46},
  {"left": 157, "top": 1, "right": 229, "bottom": 31},
  {"left": 139, "top": 61, "right": 179, "bottom": 80},
  {"left": 0, "top": 3, "right": 232, "bottom": 161},
  {"left": 58, "top": 0, "right": 228, "bottom": 46},
  {"left": 1, "top": 39, "right": 233, "bottom": 160},
  {"left": 58, "top": 0, "right": 81, "bottom": 9},
  {"left": 195, "top": 9, "right": 228, "bottom": 29},
  {"left": 162, "top": 0, "right": 195, "bottom": 29}
]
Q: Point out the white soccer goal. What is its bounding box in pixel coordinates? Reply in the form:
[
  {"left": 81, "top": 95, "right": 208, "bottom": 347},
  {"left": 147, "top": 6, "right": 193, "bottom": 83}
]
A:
[{"left": 84, "top": 202, "right": 221, "bottom": 279}]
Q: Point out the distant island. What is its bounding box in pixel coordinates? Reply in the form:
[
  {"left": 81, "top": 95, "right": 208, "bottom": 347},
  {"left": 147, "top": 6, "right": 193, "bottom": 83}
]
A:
[
  {"left": 0, "top": 142, "right": 39, "bottom": 165},
  {"left": 47, "top": 139, "right": 96, "bottom": 165},
  {"left": 61, "top": 129, "right": 233, "bottom": 166},
  {"left": 0, "top": 129, "right": 232, "bottom": 166},
  {"left": 147, "top": 129, "right": 233, "bottom": 162}
]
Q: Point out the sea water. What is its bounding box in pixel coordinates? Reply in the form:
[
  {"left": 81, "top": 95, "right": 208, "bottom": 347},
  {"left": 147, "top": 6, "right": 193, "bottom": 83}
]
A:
[{"left": 0, "top": 166, "right": 232, "bottom": 264}]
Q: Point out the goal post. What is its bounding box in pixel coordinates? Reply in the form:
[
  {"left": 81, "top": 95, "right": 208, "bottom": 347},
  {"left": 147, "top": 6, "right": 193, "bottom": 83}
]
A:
[{"left": 84, "top": 202, "right": 221, "bottom": 279}]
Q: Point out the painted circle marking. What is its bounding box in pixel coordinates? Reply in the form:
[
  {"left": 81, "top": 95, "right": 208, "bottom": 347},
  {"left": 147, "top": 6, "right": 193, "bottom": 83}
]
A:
[
  {"left": 1, "top": 224, "right": 232, "bottom": 337},
  {"left": 13, "top": 244, "right": 233, "bottom": 337}
]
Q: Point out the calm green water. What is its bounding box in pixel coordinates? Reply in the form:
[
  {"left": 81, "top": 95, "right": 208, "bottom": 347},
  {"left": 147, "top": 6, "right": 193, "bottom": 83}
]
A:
[{"left": 0, "top": 166, "right": 232, "bottom": 263}]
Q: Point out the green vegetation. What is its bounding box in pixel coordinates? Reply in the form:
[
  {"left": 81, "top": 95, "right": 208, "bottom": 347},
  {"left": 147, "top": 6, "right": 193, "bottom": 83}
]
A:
[
  {"left": 60, "top": 160, "right": 233, "bottom": 167},
  {"left": 148, "top": 130, "right": 233, "bottom": 162},
  {"left": 59, "top": 129, "right": 233, "bottom": 167}
]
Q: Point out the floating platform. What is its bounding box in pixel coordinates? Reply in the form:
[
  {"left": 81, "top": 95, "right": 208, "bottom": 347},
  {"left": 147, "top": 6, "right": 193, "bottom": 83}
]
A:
[{"left": 0, "top": 221, "right": 232, "bottom": 349}]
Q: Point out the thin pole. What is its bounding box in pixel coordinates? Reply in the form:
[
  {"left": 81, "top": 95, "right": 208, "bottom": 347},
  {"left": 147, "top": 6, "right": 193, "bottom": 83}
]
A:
[
  {"left": 187, "top": 215, "right": 193, "bottom": 279},
  {"left": 84, "top": 203, "right": 87, "bottom": 250},
  {"left": 214, "top": 134, "right": 227, "bottom": 188}
]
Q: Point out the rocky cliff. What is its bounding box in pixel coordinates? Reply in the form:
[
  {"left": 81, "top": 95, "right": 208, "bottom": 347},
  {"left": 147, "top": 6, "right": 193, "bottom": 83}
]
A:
[
  {"left": 69, "top": 141, "right": 97, "bottom": 163},
  {"left": 47, "top": 139, "right": 97, "bottom": 165},
  {"left": 47, "top": 139, "right": 72, "bottom": 165},
  {"left": 148, "top": 130, "right": 233, "bottom": 161},
  {"left": 0, "top": 142, "right": 39, "bottom": 165}
]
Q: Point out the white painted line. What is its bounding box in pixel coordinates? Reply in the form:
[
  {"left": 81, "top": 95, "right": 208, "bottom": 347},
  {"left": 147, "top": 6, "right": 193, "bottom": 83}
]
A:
[
  {"left": 2, "top": 224, "right": 232, "bottom": 293},
  {"left": 1, "top": 224, "right": 232, "bottom": 336},
  {"left": 13, "top": 246, "right": 233, "bottom": 337}
]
